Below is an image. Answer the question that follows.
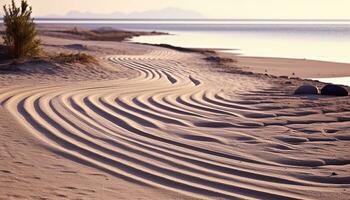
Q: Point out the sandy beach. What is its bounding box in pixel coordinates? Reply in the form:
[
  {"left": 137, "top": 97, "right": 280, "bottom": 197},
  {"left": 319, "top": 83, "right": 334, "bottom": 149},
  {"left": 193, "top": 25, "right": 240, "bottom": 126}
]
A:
[
  {"left": 1, "top": 26, "right": 350, "bottom": 200},
  {"left": 224, "top": 54, "right": 350, "bottom": 79}
]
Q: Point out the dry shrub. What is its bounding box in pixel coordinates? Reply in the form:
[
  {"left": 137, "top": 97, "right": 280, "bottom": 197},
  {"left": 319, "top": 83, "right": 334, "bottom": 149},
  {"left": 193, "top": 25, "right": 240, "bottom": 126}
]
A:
[{"left": 52, "top": 52, "right": 97, "bottom": 64}]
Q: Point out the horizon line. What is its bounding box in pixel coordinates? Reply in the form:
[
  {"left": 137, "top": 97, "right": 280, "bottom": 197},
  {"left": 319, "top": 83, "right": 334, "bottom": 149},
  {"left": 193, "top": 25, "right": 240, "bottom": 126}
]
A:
[{"left": 1, "top": 18, "right": 350, "bottom": 21}]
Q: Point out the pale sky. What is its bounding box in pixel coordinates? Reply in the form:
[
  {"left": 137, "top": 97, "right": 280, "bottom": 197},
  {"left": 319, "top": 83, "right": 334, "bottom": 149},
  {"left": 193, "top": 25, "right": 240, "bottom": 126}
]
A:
[{"left": 1, "top": 0, "right": 350, "bottom": 19}]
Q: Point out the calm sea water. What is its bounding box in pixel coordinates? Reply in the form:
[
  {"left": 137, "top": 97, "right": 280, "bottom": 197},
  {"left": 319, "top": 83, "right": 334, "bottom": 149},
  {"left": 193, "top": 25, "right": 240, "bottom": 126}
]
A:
[{"left": 36, "top": 19, "right": 350, "bottom": 85}]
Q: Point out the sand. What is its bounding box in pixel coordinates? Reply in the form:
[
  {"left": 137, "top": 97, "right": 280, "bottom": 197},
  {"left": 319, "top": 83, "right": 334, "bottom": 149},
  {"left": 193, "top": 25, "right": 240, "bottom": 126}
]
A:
[
  {"left": 220, "top": 53, "right": 350, "bottom": 79},
  {"left": 0, "top": 27, "right": 350, "bottom": 200}
]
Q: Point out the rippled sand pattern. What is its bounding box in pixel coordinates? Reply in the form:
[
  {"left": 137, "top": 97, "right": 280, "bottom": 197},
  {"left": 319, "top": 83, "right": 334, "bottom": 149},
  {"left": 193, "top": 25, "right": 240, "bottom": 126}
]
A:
[{"left": 1, "top": 49, "right": 349, "bottom": 200}]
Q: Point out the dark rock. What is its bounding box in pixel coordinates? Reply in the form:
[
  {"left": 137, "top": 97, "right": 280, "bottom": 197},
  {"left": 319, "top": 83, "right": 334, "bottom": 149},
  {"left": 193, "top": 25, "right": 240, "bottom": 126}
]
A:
[
  {"left": 331, "top": 172, "right": 338, "bottom": 176},
  {"left": 294, "top": 85, "right": 319, "bottom": 95},
  {"left": 321, "top": 84, "right": 348, "bottom": 96},
  {"left": 285, "top": 81, "right": 292, "bottom": 85}
]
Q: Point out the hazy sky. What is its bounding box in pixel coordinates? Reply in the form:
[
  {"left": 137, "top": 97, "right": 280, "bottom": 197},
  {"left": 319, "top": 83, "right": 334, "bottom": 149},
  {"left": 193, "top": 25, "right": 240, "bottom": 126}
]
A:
[{"left": 1, "top": 0, "right": 350, "bottom": 19}]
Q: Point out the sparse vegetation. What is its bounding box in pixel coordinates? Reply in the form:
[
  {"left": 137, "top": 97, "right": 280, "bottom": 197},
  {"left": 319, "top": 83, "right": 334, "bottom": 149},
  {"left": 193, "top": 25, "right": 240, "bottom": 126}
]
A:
[
  {"left": 2, "top": 0, "right": 41, "bottom": 59},
  {"left": 51, "top": 52, "right": 97, "bottom": 64}
]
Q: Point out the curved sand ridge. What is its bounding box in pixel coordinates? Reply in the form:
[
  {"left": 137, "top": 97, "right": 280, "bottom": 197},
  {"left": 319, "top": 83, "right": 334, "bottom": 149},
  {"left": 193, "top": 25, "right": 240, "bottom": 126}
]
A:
[{"left": 0, "top": 49, "right": 349, "bottom": 200}]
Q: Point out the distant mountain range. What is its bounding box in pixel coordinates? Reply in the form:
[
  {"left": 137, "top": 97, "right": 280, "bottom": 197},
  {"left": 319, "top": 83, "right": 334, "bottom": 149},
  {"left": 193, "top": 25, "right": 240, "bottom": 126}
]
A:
[{"left": 40, "top": 7, "right": 203, "bottom": 19}]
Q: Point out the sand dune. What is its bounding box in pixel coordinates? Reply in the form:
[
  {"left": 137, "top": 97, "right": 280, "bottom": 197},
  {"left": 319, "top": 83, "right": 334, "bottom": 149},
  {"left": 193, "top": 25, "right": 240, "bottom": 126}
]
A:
[{"left": 1, "top": 44, "right": 350, "bottom": 199}]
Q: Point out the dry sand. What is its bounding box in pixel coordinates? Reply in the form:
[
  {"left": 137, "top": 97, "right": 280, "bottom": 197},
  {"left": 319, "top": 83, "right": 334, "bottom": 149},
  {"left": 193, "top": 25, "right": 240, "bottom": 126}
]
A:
[
  {"left": 220, "top": 53, "right": 350, "bottom": 79},
  {"left": 0, "top": 27, "right": 350, "bottom": 200}
]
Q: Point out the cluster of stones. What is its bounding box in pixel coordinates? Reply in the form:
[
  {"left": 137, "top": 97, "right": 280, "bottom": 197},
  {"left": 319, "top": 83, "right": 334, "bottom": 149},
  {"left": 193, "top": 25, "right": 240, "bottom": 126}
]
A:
[{"left": 295, "top": 84, "right": 349, "bottom": 96}]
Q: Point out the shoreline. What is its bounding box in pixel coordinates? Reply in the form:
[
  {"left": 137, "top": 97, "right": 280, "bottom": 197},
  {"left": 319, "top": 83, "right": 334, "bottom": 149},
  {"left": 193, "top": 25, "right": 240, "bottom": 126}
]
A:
[
  {"left": 133, "top": 42, "right": 350, "bottom": 80},
  {"left": 135, "top": 42, "right": 350, "bottom": 89},
  {"left": 222, "top": 53, "right": 350, "bottom": 79}
]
